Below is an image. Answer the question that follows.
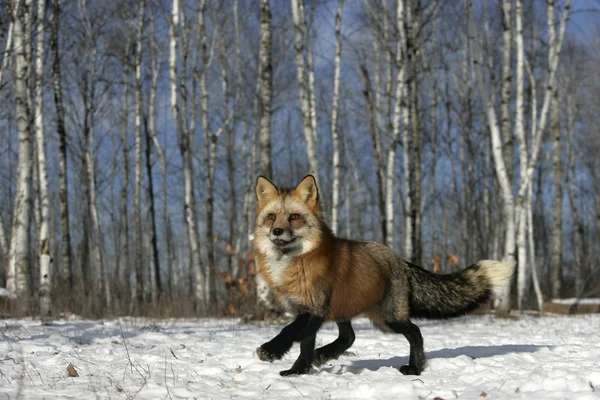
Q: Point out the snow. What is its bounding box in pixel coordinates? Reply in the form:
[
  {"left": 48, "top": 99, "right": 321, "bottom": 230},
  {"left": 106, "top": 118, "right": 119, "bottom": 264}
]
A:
[
  {"left": 552, "top": 298, "right": 600, "bottom": 305},
  {"left": 1, "top": 314, "right": 599, "bottom": 399}
]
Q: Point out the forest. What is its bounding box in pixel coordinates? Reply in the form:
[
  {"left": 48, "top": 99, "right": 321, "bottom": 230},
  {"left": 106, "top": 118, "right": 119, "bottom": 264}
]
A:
[{"left": 0, "top": 0, "right": 598, "bottom": 318}]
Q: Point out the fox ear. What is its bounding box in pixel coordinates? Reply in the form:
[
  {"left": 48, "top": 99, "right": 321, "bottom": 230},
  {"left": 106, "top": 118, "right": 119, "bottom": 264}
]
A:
[
  {"left": 294, "top": 175, "right": 319, "bottom": 206},
  {"left": 256, "top": 176, "right": 278, "bottom": 208}
]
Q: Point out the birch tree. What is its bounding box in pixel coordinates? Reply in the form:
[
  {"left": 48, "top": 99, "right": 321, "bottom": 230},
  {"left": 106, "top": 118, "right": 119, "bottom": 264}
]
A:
[
  {"left": 476, "top": 0, "right": 571, "bottom": 312},
  {"left": 256, "top": 0, "right": 274, "bottom": 310},
  {"left": 0, "top": 0, "right": 16, "bottom": 91},
  {"left": 34, "top": 0, "right": 52, "bottom": 319},
  {"left": 514, "top": 0, "right": 527, "bottom": 308},
  {"left": 387, "top": 0, "right": 407, "bottom": 250},
  {"left": 330, "top": 0, "right": 344, "bottom": 236},
  {"left": 169, "top": 0, "right": 204, "bottom": 306},
  {"left": 259, "top": 0, "right": 273, "bottom": 179},
  {"left": 291, "top": 0, "right": 318, "bottom": 177},
  {"left": 7, "top": 0, "right": 31, "bottom": 314}
]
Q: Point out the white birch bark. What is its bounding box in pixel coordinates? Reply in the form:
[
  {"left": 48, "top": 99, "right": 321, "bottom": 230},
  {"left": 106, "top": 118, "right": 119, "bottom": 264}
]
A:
[
  {"left": 170, "top": 0, "right": 204, "bottom": 305},
  {"left": 514, "top": 0, "right": 527, "bottom": 310},
  {"left": 303, "top": 3, "right": 318, "bottom": 165},
  {"left": 256, "top": 0, "right": 275, "bottom": 310},
  {"left": 400, "top": 1, "right": 413, "bottom": 259},
  {"left": 291, "top": 0, "right": 318, "bottom": 177},
  {"left": 514, "top": 0, "right": 570, "bottom": 307},
  {"left": 0, "top": 1, "right": 16, "bottom": 90},
  {"left": 259, "top": 0, "right": 273, "bottom": 178},
  {"left": 7, "top": 0, "right": 32, "bottom": 313},
  {"left": 387, "top": 0, "right": 406, "bottom": 250},
  {"left": 34, "top": 0, "right": 52, "bottom": 319},
  {"left": 330, "top": 0, "right": 344, "bottom": 235}
]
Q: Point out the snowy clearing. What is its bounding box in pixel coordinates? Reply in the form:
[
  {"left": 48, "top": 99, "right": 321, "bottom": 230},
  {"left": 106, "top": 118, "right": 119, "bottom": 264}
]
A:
[{"left": 0, "top": 314, "right": 599, "bottom": 399}]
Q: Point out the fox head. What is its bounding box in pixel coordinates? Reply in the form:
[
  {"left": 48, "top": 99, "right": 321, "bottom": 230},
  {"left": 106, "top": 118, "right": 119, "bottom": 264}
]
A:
[{"left": 254, "top": 175, "right": 324, "bottom": 258}]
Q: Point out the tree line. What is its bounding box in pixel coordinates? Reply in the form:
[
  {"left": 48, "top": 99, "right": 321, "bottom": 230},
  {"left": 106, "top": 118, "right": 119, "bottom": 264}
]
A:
[{"left": 0, "top": 0, "right": 597, "bottom": 318}]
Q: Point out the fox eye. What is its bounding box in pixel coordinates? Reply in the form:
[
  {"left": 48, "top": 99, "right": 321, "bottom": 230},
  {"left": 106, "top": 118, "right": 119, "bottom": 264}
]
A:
[
  {"left": 290, "top": 213, "right": 300, "bottom": 220},
  {"left": 267, "top": 213, "right": 276, "bottom": 221}
]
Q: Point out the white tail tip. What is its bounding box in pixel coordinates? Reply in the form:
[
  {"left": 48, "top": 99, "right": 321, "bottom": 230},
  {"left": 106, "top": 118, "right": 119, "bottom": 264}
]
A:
[{"left": 478, "top": 259, "right": 516, "bottom": 295}]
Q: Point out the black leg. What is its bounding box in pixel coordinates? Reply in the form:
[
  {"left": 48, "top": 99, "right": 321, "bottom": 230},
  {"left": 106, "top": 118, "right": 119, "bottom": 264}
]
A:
[
  {"left": 313, "top": 321, "right": 355, "bottom": 366},
  {"left": 279, "top": 314, "right": 324, "bottom": 376},
  {"left": 385, "top": 319, "right": 425, "bottom": 375},
  {"left": 280, "top": 335, "right": 316, "bottom": 376},
  {"left": 256, "top": 313, "right": 310, "bottom": 362}
]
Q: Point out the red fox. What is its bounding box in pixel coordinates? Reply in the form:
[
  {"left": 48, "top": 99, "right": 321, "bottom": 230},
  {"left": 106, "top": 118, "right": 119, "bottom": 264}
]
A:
[{"left": 253, "top": 175, "right": 515, "bottom": 376}]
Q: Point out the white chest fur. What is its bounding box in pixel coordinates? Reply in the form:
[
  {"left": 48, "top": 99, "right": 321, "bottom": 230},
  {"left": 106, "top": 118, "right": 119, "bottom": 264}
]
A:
[{"left": 265, "top": 254, "right": 293, "bottom": 286}]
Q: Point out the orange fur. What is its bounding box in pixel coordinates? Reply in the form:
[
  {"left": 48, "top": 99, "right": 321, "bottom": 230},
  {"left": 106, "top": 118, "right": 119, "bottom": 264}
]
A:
[{"left": 254, "top": 176, "right": 400, "bottom": 323}]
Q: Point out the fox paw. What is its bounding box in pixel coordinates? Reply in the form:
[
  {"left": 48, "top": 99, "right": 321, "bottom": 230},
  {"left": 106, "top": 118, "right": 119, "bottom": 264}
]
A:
[
  {"left": 312, "top": 349, "right": 334, "bottom": 366},
  {"left": 279, "top": 365, "right": 311, "bottom": 376},
  {"left": 256, "top": 345, "right": 282, "bottom": 362},
  {"left": 399, "top": 364, "right": 421, "bottom": 375}
]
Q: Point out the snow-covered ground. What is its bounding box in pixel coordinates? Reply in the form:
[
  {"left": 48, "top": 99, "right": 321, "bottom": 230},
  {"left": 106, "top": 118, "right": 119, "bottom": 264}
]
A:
[
  {"left": 0, "top": 314, "right": 599, "bottom": 399},
  {"left": 552, "top": 298, "right": 600, "bottom": 305}
]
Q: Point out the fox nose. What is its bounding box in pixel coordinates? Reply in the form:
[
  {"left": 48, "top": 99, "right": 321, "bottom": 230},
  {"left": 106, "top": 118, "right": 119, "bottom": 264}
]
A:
[{"left": 272, "top": 228, "right": 284, "bottom": 236}]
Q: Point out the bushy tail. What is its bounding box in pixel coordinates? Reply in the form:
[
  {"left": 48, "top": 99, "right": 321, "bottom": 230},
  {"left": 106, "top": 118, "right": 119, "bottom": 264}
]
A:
[{"left": 405, "top": 260, "right": 515, "bottom": 319}]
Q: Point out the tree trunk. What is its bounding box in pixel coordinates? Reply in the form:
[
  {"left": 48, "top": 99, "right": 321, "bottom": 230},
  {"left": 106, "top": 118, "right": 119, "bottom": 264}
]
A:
[
  {"left": 259, "top": 0, "right": 273, "bottom": 179},
  {"left": 330, "top": 0, "right": 344, "bottom": 235},
  {"left": 148, "top": 16, "right": 167, "bottom": 297},
  {"left": 549, "top": 0, "right": 562, "bottom": 300},
  {"left": 34, "top": 0, "right": 51, "bottom": 320},
  {"left": 291, "top": 0, "right": 318, "bottom": 177},
  {"left": 7, "top": 0, "right": 32, "bottom": 314},
  {"left": 500, "top": 0, "right": 513, "bottom": 183},
  {"left": 0, "top": 2, "right": 15, "bottom": 88},
  {"left": 386, "top": 0, "right": 406, "bottom": 251},
  {"left": 514, "top": 0, "right": 527, "bottom": 310},
  {"left": 565, "top": 98, "right": 583, "bottom": 296},
  {"left": 133, "top": 0, "right": 145, "bottom": 303},
  {"left": 360, "top": 63, "right": 386, "bottom": 242},
  {"left": 528, "top": 180, "right": 543, "bottom": 310},
  {"left": 120, "top": 37, "right": 131, "bottom": 303},
  {"left": 401, "top": 1, "right": 413, "bottom": 260},
  {"left": 51, "top": 0, "right": 72, "bottom": 295},
  {"left": 170, "top": 0, "right": 204, "bottom": 307},
  {"left": 198, "top": 0, "right": 219, "bottom": 312},
  {"left": 408, "top": 3, "right": 422, "bottom": 265},
  {"left": 145, "top": 63, "right": 161, "bottom": 299}
]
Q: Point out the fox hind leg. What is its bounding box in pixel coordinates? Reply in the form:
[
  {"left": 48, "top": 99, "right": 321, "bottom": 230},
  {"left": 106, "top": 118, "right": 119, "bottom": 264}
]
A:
[
  {"left": 313, "top": 321, "right": 355, "bottom": 366},
  {"left": 385, "top": 319, "right": 425, "bottom": 375}
]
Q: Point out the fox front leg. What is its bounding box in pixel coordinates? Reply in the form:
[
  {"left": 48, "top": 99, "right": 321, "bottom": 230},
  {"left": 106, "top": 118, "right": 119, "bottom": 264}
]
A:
[
  {"left": 256, "top": 313, "right": 311, "bottom": 362},
  {"left": 279, "top": 314, "right": 324, "bottom": 376}
]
